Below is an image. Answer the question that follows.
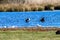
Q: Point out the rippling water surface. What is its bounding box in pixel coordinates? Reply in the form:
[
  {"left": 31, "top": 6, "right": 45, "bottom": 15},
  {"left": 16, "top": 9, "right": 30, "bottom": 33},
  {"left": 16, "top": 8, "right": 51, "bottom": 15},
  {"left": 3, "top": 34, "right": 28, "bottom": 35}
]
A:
[{"left": 0, "top": 11, "right": 60, "bottom": 28}]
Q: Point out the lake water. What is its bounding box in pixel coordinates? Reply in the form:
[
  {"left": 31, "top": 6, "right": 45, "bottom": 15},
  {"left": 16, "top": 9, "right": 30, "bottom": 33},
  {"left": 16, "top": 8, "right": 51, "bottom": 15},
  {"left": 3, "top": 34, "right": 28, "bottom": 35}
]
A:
[{"left": 0, "top": 10, "right": 60, "bottom": 28}]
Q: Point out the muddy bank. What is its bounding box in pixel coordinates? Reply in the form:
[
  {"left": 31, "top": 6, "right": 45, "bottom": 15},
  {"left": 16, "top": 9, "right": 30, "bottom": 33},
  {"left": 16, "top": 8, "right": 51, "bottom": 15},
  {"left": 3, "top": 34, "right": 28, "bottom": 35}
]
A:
[{"left": 0, "top": 27, "right": 60, "bottom": 31}]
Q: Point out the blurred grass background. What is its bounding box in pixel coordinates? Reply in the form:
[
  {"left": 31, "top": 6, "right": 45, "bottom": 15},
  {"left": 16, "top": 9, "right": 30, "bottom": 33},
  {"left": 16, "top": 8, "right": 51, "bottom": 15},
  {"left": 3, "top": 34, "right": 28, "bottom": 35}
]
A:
[{"left": 0, "top": 30, "right": 60, "bottom": 40}]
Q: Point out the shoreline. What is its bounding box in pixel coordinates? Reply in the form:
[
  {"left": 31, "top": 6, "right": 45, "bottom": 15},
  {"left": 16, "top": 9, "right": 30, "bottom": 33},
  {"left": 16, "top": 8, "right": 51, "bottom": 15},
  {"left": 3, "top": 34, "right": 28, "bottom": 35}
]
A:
[{"left": 0, "top": 27, "right": 60, "bottom": 31}]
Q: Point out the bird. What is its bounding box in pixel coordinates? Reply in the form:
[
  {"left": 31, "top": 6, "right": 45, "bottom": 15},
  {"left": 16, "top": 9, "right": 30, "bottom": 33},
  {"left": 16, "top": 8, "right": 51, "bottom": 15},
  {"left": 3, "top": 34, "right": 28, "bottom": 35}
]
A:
[
  {"left": 25, "top": 18, "right": 30, "bottom": 23},
  {"left": 40, "top": 17, "right": 45, "bottom": 22}
]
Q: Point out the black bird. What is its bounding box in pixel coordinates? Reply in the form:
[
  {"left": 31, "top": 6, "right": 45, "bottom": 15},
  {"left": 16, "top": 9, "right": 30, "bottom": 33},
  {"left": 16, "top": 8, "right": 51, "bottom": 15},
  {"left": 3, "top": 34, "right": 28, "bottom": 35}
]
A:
[
  {"left": 25, "top": 18, "right": 30, "bottom": 23},
  {"left": 40, "top": 17, "right": 45, "bottom": 22}
]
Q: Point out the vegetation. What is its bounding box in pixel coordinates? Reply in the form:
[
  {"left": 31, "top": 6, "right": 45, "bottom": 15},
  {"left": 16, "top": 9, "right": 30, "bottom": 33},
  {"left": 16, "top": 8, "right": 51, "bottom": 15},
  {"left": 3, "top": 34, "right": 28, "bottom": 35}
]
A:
[
  {"left": 0, "top": 30, "right": 60, "bottom": 40},
  {"left": 44, "top": 4, "right": 54, "bottom": 10},
  {"left": 0, "top": 4, "right": 45, "bottom": 12},
  {"left": 1, "top": 3, "right": 60, "bottom": 12},
  {"left": 0, "top": 0, "right": 60, "bottom": 11}
]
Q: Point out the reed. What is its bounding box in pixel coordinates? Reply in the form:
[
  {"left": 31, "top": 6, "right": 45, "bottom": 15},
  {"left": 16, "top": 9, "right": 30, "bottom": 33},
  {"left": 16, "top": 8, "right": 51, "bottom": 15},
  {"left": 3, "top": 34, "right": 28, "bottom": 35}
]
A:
[
  {"left": 0, "top": 3, "right": 59, "bottom": 12},
  {"left": 0, "top": 4, "right": 41, "bottom": 11}
]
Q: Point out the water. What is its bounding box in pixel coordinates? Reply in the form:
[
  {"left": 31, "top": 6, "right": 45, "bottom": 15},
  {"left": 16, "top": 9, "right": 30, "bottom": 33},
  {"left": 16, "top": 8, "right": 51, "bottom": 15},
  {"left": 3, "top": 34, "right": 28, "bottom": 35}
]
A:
[{"left": 0, "top": 10, "right": 60, "bottom": 28}]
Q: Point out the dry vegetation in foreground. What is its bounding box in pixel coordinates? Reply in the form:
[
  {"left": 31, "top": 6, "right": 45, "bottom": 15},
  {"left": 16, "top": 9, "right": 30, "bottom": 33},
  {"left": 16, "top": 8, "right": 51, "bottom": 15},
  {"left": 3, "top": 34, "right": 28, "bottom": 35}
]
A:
[
  {"left": 0, "top": 28, "right": 60, "bottom": 40},
  {"left": 0, "top": 27, "right": 60, "bottom": 40}
]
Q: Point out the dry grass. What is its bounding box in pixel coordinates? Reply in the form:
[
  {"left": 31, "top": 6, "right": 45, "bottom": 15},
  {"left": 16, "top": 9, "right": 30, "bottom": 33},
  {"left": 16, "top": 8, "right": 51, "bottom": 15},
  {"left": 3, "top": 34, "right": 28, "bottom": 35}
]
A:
[
  {"left": 0, "top": 0, "right": 60, "bottom": 11},
  {"left": 0, "top": 27, "right": 60, "bottom": 40},
  {"left": 0, "top": 3, "right": 60, "bottom": 11},
  {"left": 0, "top": 4, "right": 51, "bottom": 12}
]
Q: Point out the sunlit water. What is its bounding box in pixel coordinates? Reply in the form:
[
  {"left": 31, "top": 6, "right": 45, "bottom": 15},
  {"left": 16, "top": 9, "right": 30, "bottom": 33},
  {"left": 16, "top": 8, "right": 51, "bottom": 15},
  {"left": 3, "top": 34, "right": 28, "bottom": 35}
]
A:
[{"left": 0, "top": 10, "right": 60, "bottom": 28}]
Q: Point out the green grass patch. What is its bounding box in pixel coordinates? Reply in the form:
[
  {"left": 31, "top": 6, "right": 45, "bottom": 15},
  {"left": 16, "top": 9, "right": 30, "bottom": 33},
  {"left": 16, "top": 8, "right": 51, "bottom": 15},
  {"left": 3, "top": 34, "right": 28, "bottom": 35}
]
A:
[{"left": 0, "top": 30, "right": 60, "bottom": 40}]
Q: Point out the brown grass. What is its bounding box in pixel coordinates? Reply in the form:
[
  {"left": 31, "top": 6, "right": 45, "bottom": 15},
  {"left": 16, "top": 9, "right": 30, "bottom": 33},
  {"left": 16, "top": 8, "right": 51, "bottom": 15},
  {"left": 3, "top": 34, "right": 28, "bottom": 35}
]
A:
[
  {"left": 0, "top": 0, "right": 60, "bottom": 11},
  {"left": 0, "top": 3, "right": 60, "bottom": 11},
  {"left": 0, "top": 4, "right": 48, "bottom": 12},
  {"left": 0, "top": 27, "right": 60, "bottom": 32}
]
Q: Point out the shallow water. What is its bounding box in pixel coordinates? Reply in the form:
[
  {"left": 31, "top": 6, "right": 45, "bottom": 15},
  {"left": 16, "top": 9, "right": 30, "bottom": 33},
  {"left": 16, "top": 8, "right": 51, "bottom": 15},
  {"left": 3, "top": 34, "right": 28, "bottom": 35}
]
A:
[{"left": 0, "top": 10, "right": 60, "bottom": 28}]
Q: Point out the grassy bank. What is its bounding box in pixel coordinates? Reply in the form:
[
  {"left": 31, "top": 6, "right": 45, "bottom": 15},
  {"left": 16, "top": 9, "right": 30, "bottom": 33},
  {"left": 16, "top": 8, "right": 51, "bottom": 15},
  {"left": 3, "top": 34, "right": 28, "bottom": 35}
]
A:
[
  {"left": 0, "top": 30, "right": 60, "bottom": 40},
  {"left": 0, "top": 0, "right": 60, "bottom": 11},
  {"left": 0, "top": 3, "right": 60, "bottom": 11},
  {"left": 0, "top": 4, "right": 55, "bottom": 12}
]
